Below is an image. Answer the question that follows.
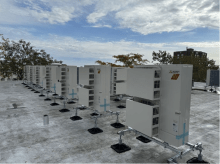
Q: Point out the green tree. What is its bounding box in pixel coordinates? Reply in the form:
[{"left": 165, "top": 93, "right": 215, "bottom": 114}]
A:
[
  {"left": 0, "top": 35, "right": 62, "bottom": 80},
  {"left": 95, "top": 53, "right": 149, "bottom": 68},
  {"left": 152, "top": 50, "right": 173, "bottom": 64}
]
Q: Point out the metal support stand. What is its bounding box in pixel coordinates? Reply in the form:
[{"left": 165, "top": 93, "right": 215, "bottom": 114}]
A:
[
  {"left": 90, "top": 109, "right": 99, "bottom": 116},
  {"left": 78, "top": 105, "right": 87, "bottom": 110},
  {"left": 33, "top": 85, "right": 40, "bottom": 93},
  {"left": 117, "top": 95, "right": 126, "bottom": 108},
  {"left": 50, "top": 96, "right": 59, "bottom": 106},
  {"left": 25, "top": 81, "right": 30, "bottom": 87},
  {"left": 204, "top": 86, "right": 207, "bottom": 92},
  {"left": 44, "top": 91, "right": 51, "bottom": 101},
  {"left": 39, "top": 90, "right": 45, "bottom": 97},
  {"left": 111, "top": 127, "right": 208, "bottom": 163},
  {"left": 30, "top": 83, "right": 36, "bottom": 91},
  {"left": 114, "top": 95, "right": 120, "bottom": 101},
  {"left": 213, "top": 86, "right": 217, "bottom": 93},
  {"left": 67, "top": 98, "right": 76, "bottom": 104},
  {"left": 185, "top": 143, "right": 208, "bottom": 163},
  {"left": 70, "top": 107, "right": 82, "bottom": 121},
  {"left": 52, "top": 91, "right": 58, "bottom": 96},
  {"left": 21, "top": 79, "right": 26, "bottom": 85},
  {"left": 59, "top": 98, "right": 70, "bottom": 112},
  {"left": 107, "top": 110, "right": 125, "bottom": 128},
  {"left": 23, "top": 80, "right": 27, "bottom": 85},
  {"left": 88, "top": 114, "right": 103, "bottom": 134},
  {"left": 59, "top": 96, "right": 65, "bottom": 100},
  {"left": 111, "top": 128, "right": 131, "bottom": 153}
]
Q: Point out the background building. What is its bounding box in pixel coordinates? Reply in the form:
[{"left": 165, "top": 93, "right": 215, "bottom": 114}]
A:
[{"left": 174, "top": 47, "right": 207, "bottom": 59}]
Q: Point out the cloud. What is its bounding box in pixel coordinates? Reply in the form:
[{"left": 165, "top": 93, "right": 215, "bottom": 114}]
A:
[
  {"left": 0, "top": 0, "right": 219, "bottom": 34},
  {"left": 1, "top": 25, "right": 218, "bottom": 66},
  {"left": 87, "top": 0, "right": 219, "bottom": 35},
  {"left": 91, "top": 24, "right": 112, "bottom": 28},
  {"left": 0, "top": 0, "right": 92, "bottom": 25},
  {"left": 174, "top": 42, "right": 220, "bottom": 48},
  {"left": 86, "top": 0, "right": 136, "bottom": 23}
]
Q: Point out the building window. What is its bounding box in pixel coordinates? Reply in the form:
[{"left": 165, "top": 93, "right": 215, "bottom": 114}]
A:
[
  {"left": 153, "top": 107, "right": 159, "bottom": 115},
  {"left": 154, "top": 91, "right": 160, "bottom": 99},
  {"left": 154, "top": 70, "right": 161, "bottom": 78},
  {"left": 153, "top": 117, "right": 159, "bottom": 125},
  {"left": 154, "top": 81, "right": 160, "bottom": 88}
]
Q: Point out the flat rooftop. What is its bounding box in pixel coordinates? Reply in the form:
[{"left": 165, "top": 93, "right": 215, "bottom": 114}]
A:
[{"left": 0, "top": 81, "right": 219, "bottom": 163}]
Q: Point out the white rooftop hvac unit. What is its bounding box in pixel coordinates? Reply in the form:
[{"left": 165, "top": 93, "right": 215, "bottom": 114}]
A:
[
  {"left": 35, "top": 66, "right": 46, "bottom": 87},
  {"left": 78, "top": 65, "right": 111, "bottom": 112},
  {"left": 110, "top": 67, "right": 129, "bottom": 96},
  {"left": 43, "top": 65, "right": 58, "bottom": 91},
  {"left": 29, "top": 66, "right": 35, "bottom": 83},
  {"left": 55, "top": 65, "right": 77, "bottom": 99},
  {"left": 23, "top": 65, "right": 30, "bottom": 81},
  {"left": 32, "top": 66, "right": 37, "bottom": 84},
  {"left": 125, "top": 64, "right": 193, "bottom": 147},
  {"left": 25, "top": 65, "right": 31, "bottom": 83}
]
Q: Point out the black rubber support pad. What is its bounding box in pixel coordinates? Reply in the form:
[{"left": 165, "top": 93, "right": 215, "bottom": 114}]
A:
[
  {"left": 67, "top": 101, "right": 76, "bottom": 104},
  {"left": 50, "top": 103, "right": 59, "bottom": 106},
  {"left": 110, "top": 123, "right": 125, "bottom": 129},
  {"left": 28, "top": 88, "right": 32, "bottom": 89},
  {"left": 31, "top": 89, "right": 35, "bottom": 91},
  {"left": 25, "top": 86, "right": 29, "bottom": 87},
  {"left": 39, "top": 94, "right": 45, "bottom": 97},
  {"left": 44, "top": 98, "right": 52, "bottom": 101},
  {"left": 52, "top": 94, "right": 59, "bottom": 96},
  {"left": 136, "top": 136, "right": 152, "bottom": 143},
  {"left": 34, "top": 91, "right": 40, "bottom": 93},
  {"left": 117, "top": 105, "right": 126, "bottom": 108},
  {"left": 88, "top": 128, "right": 103, "bottom": 134},
  {"left": 70, "top": 116, "right": 82, "bottom": 121},
  {"left": 114, "top": 99, "right": 120, "bottom": 101},
  {"left": 90, "top": 113, "right": 99, "bottom": 116},
  {"left": 111, "top": 143, "right": 131, "bottom": 153},
  {"left": 79, "top": 107, "right": 87, "bottom": 110},
  {"left": 186, "top": 157, "right": 209, "bottom": 163},
  {"left": 59, "top": 109, "right": 70, "bottom": 113},
  {"left": 59, "top": 98, "right": 64, "bottom": 100}
]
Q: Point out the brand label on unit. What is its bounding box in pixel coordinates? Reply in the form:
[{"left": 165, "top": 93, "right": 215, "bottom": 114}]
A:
[
  {"left": 171, "top": 74, "right": 179, "bottom": 80},
  {"left": 169, "top": 70, "right": 180, "bottom": 73}
]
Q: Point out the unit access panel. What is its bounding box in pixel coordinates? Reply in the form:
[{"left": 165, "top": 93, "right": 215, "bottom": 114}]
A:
[
  {"left": 126, "top": 68, "right": 161, "bottom": 100},
  {"left": 116, "top": 68, "right": 128, "bottom": 95}
]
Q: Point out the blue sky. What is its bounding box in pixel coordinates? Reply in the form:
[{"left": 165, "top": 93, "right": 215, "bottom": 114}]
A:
[{"left": 0, "top": 0, "right": 219, "bottom": 66}]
